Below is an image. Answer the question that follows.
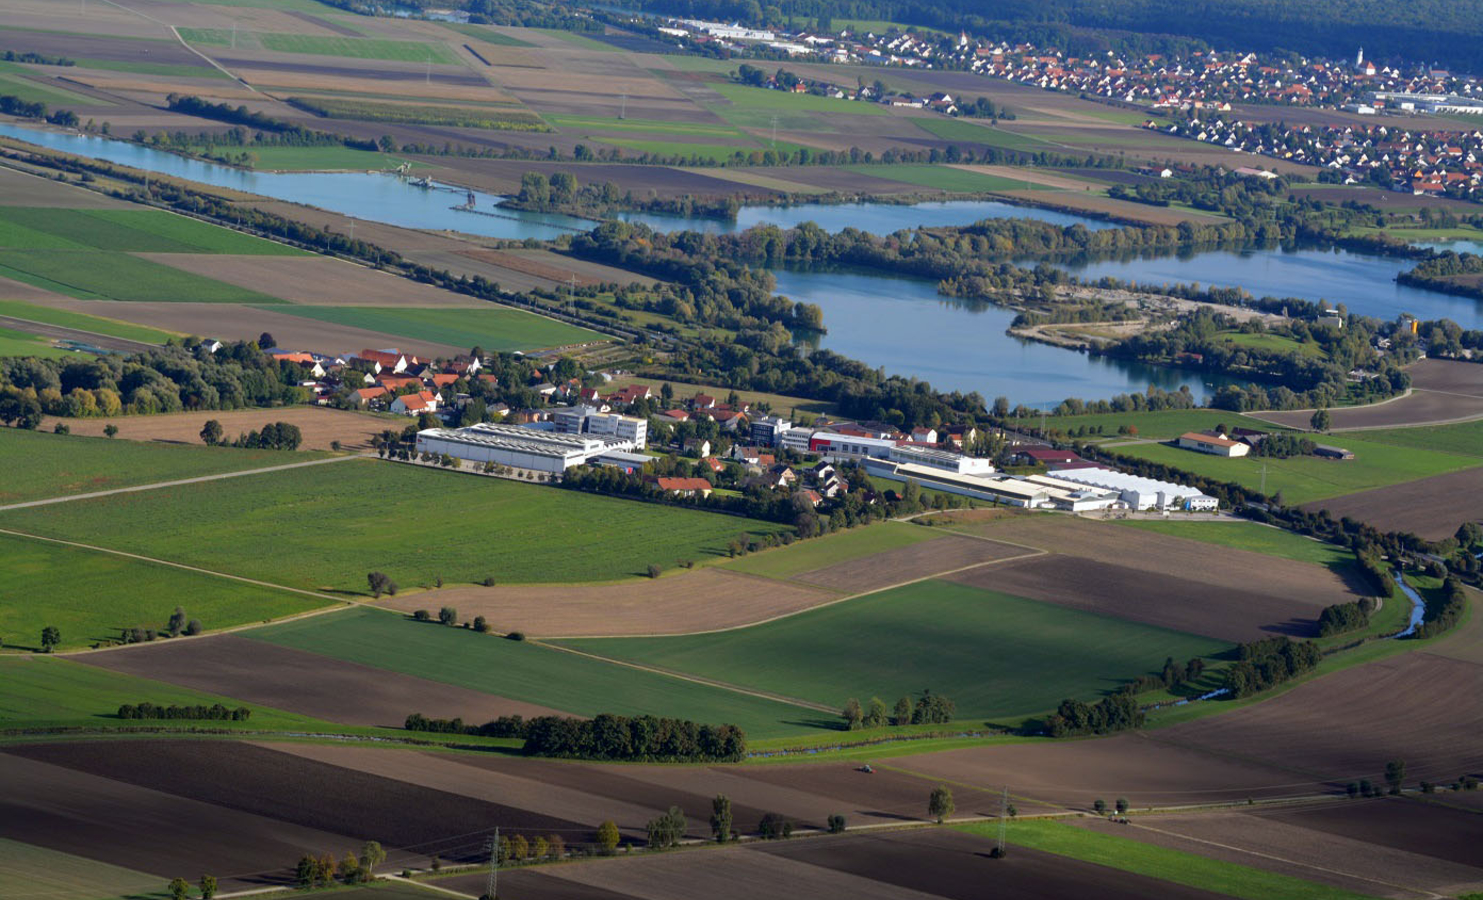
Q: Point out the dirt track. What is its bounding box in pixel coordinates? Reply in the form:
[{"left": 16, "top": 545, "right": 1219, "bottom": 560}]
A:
[
  {"left": 76, "top": 634, "right": 572, "bottom": 726},
  {"left": 41, "top": 406, "right": 395, "bottom": 451},
  {"left": 382, "top": 569, "right": 839, "bottom": 638}
]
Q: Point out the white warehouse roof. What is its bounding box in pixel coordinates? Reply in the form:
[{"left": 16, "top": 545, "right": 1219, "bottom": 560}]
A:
[{"left": 1051, "top": 466, "right": 1210, "bottom": 500}]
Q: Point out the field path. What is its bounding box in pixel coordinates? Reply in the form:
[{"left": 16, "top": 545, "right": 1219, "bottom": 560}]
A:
[
  {"left": 0, "top": 453, "right": 359, "bottom": 512},
  {"left": 96, "top": 0, "right": 259, "bottom": 90}
]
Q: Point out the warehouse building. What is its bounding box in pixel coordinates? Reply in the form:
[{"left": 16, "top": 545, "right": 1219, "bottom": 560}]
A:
[
  {"left": 1046, "top": 466, "right": 1218, "bottom": 511},
  {"left": 1177, "top": 431, "right": 1250, "bottom": 457},
  {"left": 415, "top": 423, "right": 638, "bottom": 474},
  {"left": 865, "top": 461, "right": 1119, "bottom": 511}
]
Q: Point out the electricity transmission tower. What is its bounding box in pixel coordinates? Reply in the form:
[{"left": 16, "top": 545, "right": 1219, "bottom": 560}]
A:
[{"left": 482, "top": 828, "right": 500, "bottom": 900}]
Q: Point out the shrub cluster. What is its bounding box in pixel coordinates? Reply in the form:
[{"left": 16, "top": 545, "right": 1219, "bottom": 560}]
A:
[
  {"left": 117, "top": 702, "right": 250, "bottom": 720},
  {"left": 1416, "top": 576, "right": 1468, "bottom": 639},
  {"left": 1045, "top": 693, "right": 1143, "bottom": 738},
  {"left": 1317, "top": 599, "right": 1373, "bottom": 636},
  {"left": 1225, "top": 637, "right": 1321, "bottom": 698}
]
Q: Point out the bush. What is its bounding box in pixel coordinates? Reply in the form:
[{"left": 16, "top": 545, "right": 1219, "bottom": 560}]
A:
[
  {"left": 413, "top": 609, "right": 431, "bottom": 622},
  {"left": 438, "top": 606, "right": 458, "bottom": 627},
  {"left": 506, "top": 630, "right": 526, "bottom": 641},
  {"left": 827, "top": 814, "right": 846, "bottom": 834},
  {"left": 757, "top": 812, "right": 793, "bottom": 839},
  {"left": 473, "top": 615, "right": 489, "bottom": 633},
  {"left": 646, "top": 563, "right": 662, "bottom": 578}
]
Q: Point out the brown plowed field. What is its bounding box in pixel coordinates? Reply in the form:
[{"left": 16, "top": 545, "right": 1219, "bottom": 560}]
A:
[
  {"left": 24, "top": 299, "right": 468, "bottom": 360},
  {"left": 947, "top": 515, "right": 1363, "bottom": 608},
  {"left": 135, "top": 254, "right": 485, "bottom": 307},
  {"left": 1074, "top": 807, "right": 1483, "bottom": 900},
  {"left": 882, "top": 735, "right": 1319, "bottom": 808},
  {"left": 382, "top": 569, "right": 839, "bottom": 638},
  {"left": 5, "top": 741, "right": 586, "bottom": 862},
  {"left": 1306, "top": 466, "right": 1483, "bottom": 540},
  {"left": 76, "top": 635, "right": 572, "bottom": 726},
  {"left": 1154, "top": 651, "right": 1483, "bottom": 786},
  {"left": 443, "top": 870, "right": 639, "bottom": 900},
  {"left": 791, "top": 534, "right": 1028, "bottom": 593},
  {"left": 40, "top": 406, "right": 393, "bottom": 451},
  {"left": 456, "top": 249, "right": 655, "bottom": 289},
  {"left": 949, "top": 554, "right": 1323, "bottom": 641},
  {"left": 1251, "top": 797, "right": 1483, "bottom": 869},
  {"left": 0, "top": 751, "right": 359, "bottom": 889},
  {"left": 0, "top": 166, "right": 130, "bottom": 207},
  {"left": 1255, "top": 359, "right": 1483, "bottom": 430}
]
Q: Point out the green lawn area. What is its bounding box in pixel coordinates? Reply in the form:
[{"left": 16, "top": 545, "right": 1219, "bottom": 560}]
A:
[
  {"left": 0, "top": 325, "right": 68, "bottom": 358},
  {"left": 0, "top": 459, "right": 791, "bottom": 592},
  {"left": 269, "top": 306, "right": 600, "bottom": 352},
  {"left": 0, "top": 532, "right": 326, "bottom": 651},
  {"left": 1346, "top": 419, "right": 1483, "bottom": 459},
  {"left": 257, "top": 33, "right": 460, "bottom": 64},
  {"left": 558, "top": 579, "right": 1226, "bottom": 720},
  {"left": 843, "top": 164, "right": 1051, "bottom": 192},
  {"left": 1112, "top": 436, "right": 1483, "bottom": 504},
  {"left": 912, "top": 117, "right": 1053, "bottom": 150},
  {"left": 1218, "top": 330, "right": 1325, "bottom": 358},
  {"left": 1116, "top": 520, "right": 1357, "bottom": 571},
  {"left": 250, "top": 608, "right": 828, "bottom": 738},
  {"left": 960, "top": 820, "right": 1376, "bottom": 900},
  {"left": 547, "top": 114, "right": 744, "bottom": 138},
  {"left": 722, "top": 521, "right": 941, "bottom": 579},
  {"left": 0, "top": 428, "right": 328, "bottom": 506},
  {"left": 0, "top": 207, "right": 305, "bottom": 254},
  {"left": 0, "top": 299, "right": 175, "bottom": 343},
  {"left": 0, "top": 250, "right": 287, "bottom": 303},
  {"left": 0, "top": 837, "right": 165, "bottom": 900},
  {"left": 1045, "top": 409, "right": 1285, "bottom": 441},
  {"left": 709, "top": 82, "right": 884, "bottom": 129}
]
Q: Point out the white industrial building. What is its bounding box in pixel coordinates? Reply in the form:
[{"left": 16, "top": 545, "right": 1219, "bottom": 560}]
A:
[
  {"left": 415, "top": 423, "right": 637, "bottom": 474},
  {"left": 554, "top": 405, "right": 647, "bottom": 449},
  {"left": 864, "top": 461, "right": 1120, "bottom": 511},
  {"left": 888, "top": 443, "right": 995, "bottom": 475},
  {"left": 1048, "top": 466, "right": 1219, "bottom": 511}
]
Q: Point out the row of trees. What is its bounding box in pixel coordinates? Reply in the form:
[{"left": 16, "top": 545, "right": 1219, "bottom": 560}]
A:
[
  {"left": 199, "top": 419, "right": 303, "bottom": 450},
  {"left": 405, "top": 711, "right": 747, "bottom": 762},
  {"left": 1226, "top": 636, "right": 1322, "bottom": 698},
  {"left": 294, "top": 842, "right": 385, "bottom": 889},
  {"left": 839, "top": 691, "right": 956, "bottom": 730},
  {"left": 116, "top": 703, "right": 251, "bottom": 721},
  {"left": 1044, "top": 692, "right": 1144, "bottom": 737}
]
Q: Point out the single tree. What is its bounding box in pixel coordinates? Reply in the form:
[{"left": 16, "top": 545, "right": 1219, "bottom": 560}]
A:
[
  {"left": 168, "top": 878, "right": 190, "bottom": 900},
  {"left": 1115, "top": 797, "right": 1129, "bottom": 814},
  {"left": 103, "top": 424, "right": 118, "bottom": 438},
  {"left": 337, "top": 851, "right": 362, "bottom": 883},
  {"left": 360, "top": 840, "right": 385, "bottom": 874},
  {"left": 546, "top": 834, "right": 565, "bottom": 859},
  {"left": 53, "top": 422, "right": 69, "bottom": 435},
  {"left": 892, "top": 695, "right": 913, "bottom": 726},
  {"left": 40, "top": 625, "right": 60, "bottom": 653},
  {"left": 200, "top": 874, "right": 218, "bottom": 900},
  {"left": 596, "top": 820, "right": 621, "bottom": 854},
  {"left": 185, "top": 619, "right": 202, "bottom": 636},
  {"left": 710, "top": 794, "right": 733, "bottom": 842},
  {"left": 413, "top": 609, "right": 431, "bottom": 622},
  {"left": 1384, "top": 759, "right": 1407, "bottom": 795},
  {"left": 367, "top": 571, "right": 392, "bottom": 598},
  {"left": 840, "top": 698, "right": 863, "bottom": 730},
  {"left": 827, "top": 814, "right": 846, "bottom": 834},
  {"left": 1007, "top": 803, "right": 1018, "bottom": 818},
  {"left": 200, "top": 419, "right": 223, "bottom": 446},
  {"left": 167, "top": 606, "right": 187, "bottom": 637},
  {"left": 257, "top": 331, "right": 275, "bottom": 349},
  {"left": 533, "top": 836, "right": 549, "bottom": 859},
  {"left": 438, "top": 606, "right": 458, "bottom": 626},
  {"left": 1311, "top": 407, "right": 1331, "bottom": 432},
  {"left": 511, "top": 835, "right": 529, "bottom": 861},
  {"left": 646, "top": 563, "right": 662, "bottom": 579},
  {"left": 473, "top": 615, "right": 489, "bottom": 633},
  {"left": 928, "top": 785, "right": 955, "bottom": 824},
  {"left": 1093, "top": 798, "right": 1107, "bottom": 815},
  {"left": 864, "top": 696, "right": 889, "bottom": 728}
]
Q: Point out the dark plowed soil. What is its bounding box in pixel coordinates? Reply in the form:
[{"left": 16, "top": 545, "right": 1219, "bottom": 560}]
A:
[
  {"left": 1250, "top": 797, "right": 1483, "bottom": 869},
  {"left": 1306, "top": 467, "right": 1483, "bottom": 541},
  {"left": 4, "top": 741, "right": 585, "bottom": 861},
  {"left": 77, "top": 634, "right": 571, "bottom": 727}
]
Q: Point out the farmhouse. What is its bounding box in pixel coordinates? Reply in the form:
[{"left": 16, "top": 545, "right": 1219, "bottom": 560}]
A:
[
  {"left": 415, "top": 423, "right": 639, "bottom": 474},
  {"left": 1177, "top": 431, "right": 1251, "bottom": 457}
]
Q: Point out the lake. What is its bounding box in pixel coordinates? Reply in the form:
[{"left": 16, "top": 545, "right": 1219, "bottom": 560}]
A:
[{"left": 618, "top": 199, "right": 1123, "bottom": 234}]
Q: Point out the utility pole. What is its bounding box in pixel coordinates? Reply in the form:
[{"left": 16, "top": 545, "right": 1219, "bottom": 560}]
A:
[
  {"left": 231, "top": 22, "right": 237, "bottom": 50},
  {"left": 425, "top": 55, "right": 432, "bottom": 84},
  {"left": 770, "top": 114, "right": 779, "bottom": 148},
  {"left": 483, "top": 828, "right": 500, "bottom": 900},
  {"left": 1260, "top": 463, "right": 1267, "bottom": 496},
  {"left": 348, "top": 218, "right": 355, "bottom": 242},
  {"left": 997, "top": 785, "right": 1009, "bottom": 857},
  {"left": 619, "top": 94, "right": 627, "bottom": 120}
]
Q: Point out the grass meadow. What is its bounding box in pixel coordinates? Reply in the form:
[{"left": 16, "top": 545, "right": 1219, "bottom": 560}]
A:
[
  {"left": 0, "top": 532, "right": 325, "bottom": 651},
  {"left": 912, "top": 117, "right": 1054, "bottom": 150},
  {"left": 1111, "top": 436, "right": 1482, "bottom": 504},
  {"left": 0, "top": 459, "right": 791, "bottom": 592},
  {"left": 558, "top": 579, "right": 1226, "bottom": 719},
  {"left": 0, "top": 325, "right": 69, "bottom": 358},
  {"left": 259, "top": 33, "right": 461, "bottom": 64},
  {"left": 0, "top": 300, "right": 175, "bottom": 343},
  {"left": 250, "top": 608, "right": 828, "bottom": 738},
  {"left": 709, "top": 83, "right": 885, "bottom": 130},
  {"left": 961, "top": 820, "right": 1375, "bottom": 900},
  {"left": 0, "top": 428, "right": 326, "bottom": 506},
  {"left": 0, "top": 207, "right": 306, "bottom": 255},
  {"left": 1043, "top": 409, "right": 1284, "bottom": 440},
  {"left": 270, "top": 305, "right": 598, "bottom": 352},
  {"left": 1346, "top": 419, "right": 1483, "bottom": 459},
  {"left": 0, "top": 837, "right": 165, "bottom": 900},
  {"left": 0, "top": 70, "right": 103, "bottom": 107},
  {"left": 0, "top": 250, "right": 287, "bottom": 303},
  {"left": 722, "top": 521, "right": 941, "bottom": 579}
]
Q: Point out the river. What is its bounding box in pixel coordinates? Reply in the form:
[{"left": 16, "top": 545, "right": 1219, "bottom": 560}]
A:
[{"left": 2, "top": 122, "right": 1476, "bottom": 406}]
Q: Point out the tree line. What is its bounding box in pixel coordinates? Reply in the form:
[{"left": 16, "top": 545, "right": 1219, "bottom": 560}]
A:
[
  {"left": 1317, "top": 599, "right": 1372, "bottom": 637},
  {"left": 406, "top": 711, "right": 747, "bottom": 762},
  {"left": 116, "top": 702, "right": 251, "bottom": 721},
  {"left": 840, "top": 691, "right": 955, "bottom": 729},
  {"left": 1226, "top": 636, "right": 1321, "bottom": 698}
]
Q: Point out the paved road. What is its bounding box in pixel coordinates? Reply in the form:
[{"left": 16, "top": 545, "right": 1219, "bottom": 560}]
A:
[{"left": 0, "top": 314, "right": 159, "bottom": 354}]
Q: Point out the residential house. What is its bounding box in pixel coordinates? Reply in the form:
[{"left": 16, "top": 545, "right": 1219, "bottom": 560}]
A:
[
  {"left": 654, "top": 476, "right": 714, "bottom": 498},
  {"left": 391, "top": 390, "right": 440, "bottom": 416},
  {"left": 1176, "top": 431, "right": 1251, "bottom": 457}
]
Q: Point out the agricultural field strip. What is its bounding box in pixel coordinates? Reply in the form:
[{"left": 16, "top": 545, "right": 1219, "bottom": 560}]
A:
[
  {"left": 95, "top": 0, "right": 252, "bottom": 88},
  {"left": 537, "top": 532, "right": 1046, "bottom": 639},
  {"left": 0, "top": 313, "right": 156, "bottom": 352}
]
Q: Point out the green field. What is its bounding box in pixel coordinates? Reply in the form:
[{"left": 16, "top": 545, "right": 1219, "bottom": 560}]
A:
[
  {"left": 0, "top": 459, "right": 791, "bottom": 592},
  {"left": 269, "top": 306, "right": 600, "bottom": 352},
  {"left": 0, "top": 207, "right": 305, "bottom": 254},
  {"left": 1112, "top": 436, "right": 1482, "bottom": 504},
  {"left": 0, "top": 300, "right": 174, "bottom": 344},
  {"left": 961, "top": 820, "right": 1376, "bottom": 900},
  {"left": 1347, "top": 419, "right": 1483, "bottom": 459},
  {"left": 0, "top": 532, "right": 326, "bottom": 651},
  {"left": 250, "top": 608, "right": 828, "bottom": 738},
  {"left": 438, "top": 22, "right": 537, "bottom": 47},
  {"left": 722, "top": 521, "right": 941, "bottom": 579},
  {"left": 0, "top": 429, "right": 330, "bottom": 506},
  {"left": 1219, "top": 330, "right": 1325, "bottom": 358},
  {"left": 258, "top": 33, "right": 460, "bottom": 63},
  {"left": 548, "top": 114, "right": 744, "bottom": 138},
  {"left": 0, "top": 325, "right": 68, "bottom": 358},
  {"left": 843, "top": 164, "right": 1051, "bottom": 192},
  {"left": 558, "top": 580, "right": 1226, "bottom": 719},
  {"left": 0, "top": 70, "right": 103, "bottom": 107},
  {"left": 709, "top": 82, "right": 885, "bottom": 130},
  {"left": 912, "top": 117, "right": 1053, "bottom": 150},
  {"left": 1116, "top": 520, "right": 1358, "bottom": 571},
  {"left": 0, "top": 837, "right": 165, "bottom": 900},
  {"left": 0, "top": 250, "right": 286, "bottom": 303},
  {"left": 1045, "top": 409, "right": 1285, "bottom": 441}
]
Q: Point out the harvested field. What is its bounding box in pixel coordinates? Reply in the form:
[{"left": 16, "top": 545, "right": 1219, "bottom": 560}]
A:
[
  {"left": 1253, "top": 359, "right": 1483, "bottom": 430},
  {"left": 946, "top": 516, "right": 1367, "bottom": 610},
  {"left": 790, "top": 533, "right": 1031, "bottom": 592},
  {"left": 1079, "top": 805, "right": 1483, "bottom": 899},
  {"left": 133, "top": 254, "right": 484, "bottom": 307},
  {"left": 40, "top": 406, "right": 393, "bottom": 451},
  {"left": 995, "top": 189, "right": 1220, "bottom": 225},
  {"left": 381, "top": 568, "right": 839, "bottom": 638},
  {"left": 948, "top": 554, "right": 1328, "bottom": 641},
  {"left": 946, "top": 164, "right": 1101, "bottom": 191},
  {"left": 0, "top": 836, "right": 164, "bottom": 900},
  {"left": 457, "top": 248, "right": 654, "bottom": 288},
  {"left": 77, "top": 635, "right": 571, "bottom": 727},
  {"left": 22, "top": 299, "right": 469, "bottom": 359},
  {"left": 0, "top": 1, "right": 168, "bottom": 39},
  {"left": 1305, "top": 466, "right": 1483, "bottom": 540},
  {"left": 0, "top": 167, "right": 128, "bottom": 208},
  {"left": 1250, "top": 798, "right": 1483, "bottom": 870},
  {"left": 1155, "top": 651, "right": 1483, "bottom": 786},
  {"left": 4, "top": 741, "right": 586, "bottom": 862},
  {"left": 0, "top": 752, "right": 358, "bottom": 889}
]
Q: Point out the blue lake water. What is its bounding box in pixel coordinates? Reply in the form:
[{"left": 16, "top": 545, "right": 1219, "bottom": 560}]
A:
[{"left": 618, "top": 199, "right": 1123, "bottom": 234}]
